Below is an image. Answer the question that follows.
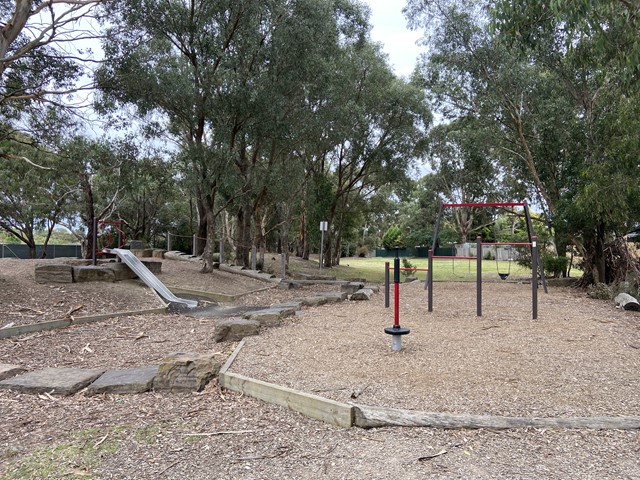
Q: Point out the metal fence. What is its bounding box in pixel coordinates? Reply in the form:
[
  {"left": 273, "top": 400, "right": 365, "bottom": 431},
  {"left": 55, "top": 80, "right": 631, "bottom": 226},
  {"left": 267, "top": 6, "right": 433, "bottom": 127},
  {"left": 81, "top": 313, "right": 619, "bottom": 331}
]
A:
[{"left": 0, "top": 244, "right": 82, "bottom": 259}]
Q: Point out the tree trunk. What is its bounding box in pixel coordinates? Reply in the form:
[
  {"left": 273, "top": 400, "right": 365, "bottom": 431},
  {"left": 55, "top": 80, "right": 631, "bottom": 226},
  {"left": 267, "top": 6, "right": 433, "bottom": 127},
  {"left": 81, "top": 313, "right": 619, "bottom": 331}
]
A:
[
  {"left": 235, "top": 203, "right": 252, "bottom": 267},
  {"left": 200, "top": 205, "right": 216, "bottom": 273}
]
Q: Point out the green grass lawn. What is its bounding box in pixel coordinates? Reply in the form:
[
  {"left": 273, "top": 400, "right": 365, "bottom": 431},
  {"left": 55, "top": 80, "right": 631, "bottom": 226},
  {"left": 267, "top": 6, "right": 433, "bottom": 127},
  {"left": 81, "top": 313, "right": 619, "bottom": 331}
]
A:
[{"left": 287, "top": 255, "right": 534, "bottom": 284}]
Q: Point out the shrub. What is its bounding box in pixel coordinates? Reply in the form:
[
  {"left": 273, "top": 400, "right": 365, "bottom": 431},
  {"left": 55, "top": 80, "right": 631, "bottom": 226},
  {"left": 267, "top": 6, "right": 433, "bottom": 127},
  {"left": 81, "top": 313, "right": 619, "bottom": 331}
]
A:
[
  {"left": 544, "top": 255, "right": 569, "bottom": 278},
  {"left": 357, "top": 245, "right": 368, "bottom": 257},
  {"left": 382, "top": 226, "right": 405, "bottom": 250},
  {"left": 401, "top": 258, "right": 417, "bottom": 278},
  {"left": 587, "top": 283, "right": 615, "bottom": 300}
]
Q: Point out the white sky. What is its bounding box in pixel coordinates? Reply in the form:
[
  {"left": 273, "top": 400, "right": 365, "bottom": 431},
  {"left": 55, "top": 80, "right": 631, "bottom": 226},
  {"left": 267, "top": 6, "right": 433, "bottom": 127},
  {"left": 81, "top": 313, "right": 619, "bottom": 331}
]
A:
[{"left": 362, "top": 0, "right": 423, "bottom": 77}]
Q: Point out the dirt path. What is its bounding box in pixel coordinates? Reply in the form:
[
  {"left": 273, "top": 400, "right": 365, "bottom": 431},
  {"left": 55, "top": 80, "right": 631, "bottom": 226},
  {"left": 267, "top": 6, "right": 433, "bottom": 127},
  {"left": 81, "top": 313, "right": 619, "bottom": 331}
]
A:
[{"left": 1, "top": 258, "right": 639, "bottom": 479}]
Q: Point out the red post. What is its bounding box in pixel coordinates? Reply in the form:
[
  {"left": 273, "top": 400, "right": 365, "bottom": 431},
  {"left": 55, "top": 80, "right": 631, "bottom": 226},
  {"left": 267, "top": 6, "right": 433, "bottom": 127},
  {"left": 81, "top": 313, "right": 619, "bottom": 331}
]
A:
[{"left": 394, "top": 255, "right": 400, "bottom": 326}]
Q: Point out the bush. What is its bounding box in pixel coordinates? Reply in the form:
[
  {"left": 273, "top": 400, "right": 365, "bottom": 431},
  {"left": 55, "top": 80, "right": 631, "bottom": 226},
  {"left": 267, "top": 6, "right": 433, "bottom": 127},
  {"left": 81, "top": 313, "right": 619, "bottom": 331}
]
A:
[
  {"left": 382, "top": 226, "right": 405, "bottom": 250},
  {"left": 587, "top": 283, "right": 615, "bottom": 300},
  {"left": 357, "top": 245, "right": 368, "bottom": 257},
  {"left": 401, "top": 258, "right": 417, "bottom": 278},
  {"left": 543, "top": 255, "right": 569, "bottom": 278}
]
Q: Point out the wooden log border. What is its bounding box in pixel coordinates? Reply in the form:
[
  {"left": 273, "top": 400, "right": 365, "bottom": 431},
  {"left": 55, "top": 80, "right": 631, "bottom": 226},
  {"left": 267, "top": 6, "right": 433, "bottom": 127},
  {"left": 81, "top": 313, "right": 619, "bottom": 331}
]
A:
[
  {"left": 218, "top": 340, "right": 354, "bottom": 428},
  {"left": 352, "top": 404, "right": 640, "bottom": 430},
  {"left": 220, "top": 341, "right": 640, "bottom": 431},
  {"left": 0, "top": 307, "right": 168, "bottom": 339}
]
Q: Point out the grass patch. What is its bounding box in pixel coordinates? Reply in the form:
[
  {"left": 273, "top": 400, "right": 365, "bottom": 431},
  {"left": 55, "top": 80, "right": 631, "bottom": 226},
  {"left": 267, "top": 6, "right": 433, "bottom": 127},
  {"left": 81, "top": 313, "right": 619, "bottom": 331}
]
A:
[
  {"left": 287, "top": 256, "right": 534, "bottom": 284},
  {"left": 1, "top": 426, "right": 124, "bottom": 480}
]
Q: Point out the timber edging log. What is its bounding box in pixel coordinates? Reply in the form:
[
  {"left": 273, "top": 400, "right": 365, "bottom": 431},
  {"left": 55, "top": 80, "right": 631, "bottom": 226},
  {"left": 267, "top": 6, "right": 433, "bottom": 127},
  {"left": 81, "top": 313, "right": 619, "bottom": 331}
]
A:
[
  {"left": 219, "top": 340, "right": 640, "bottom": 431},
  {"left": 352, "top": 404, "right": 640, "bottom": 430}
]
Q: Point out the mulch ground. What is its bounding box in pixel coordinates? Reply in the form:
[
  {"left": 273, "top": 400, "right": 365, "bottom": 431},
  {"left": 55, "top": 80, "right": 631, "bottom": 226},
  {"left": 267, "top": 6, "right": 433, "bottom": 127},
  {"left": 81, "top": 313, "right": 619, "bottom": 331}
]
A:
[{"left": 1, "top": 257, "right": 639, "bottom": 479}]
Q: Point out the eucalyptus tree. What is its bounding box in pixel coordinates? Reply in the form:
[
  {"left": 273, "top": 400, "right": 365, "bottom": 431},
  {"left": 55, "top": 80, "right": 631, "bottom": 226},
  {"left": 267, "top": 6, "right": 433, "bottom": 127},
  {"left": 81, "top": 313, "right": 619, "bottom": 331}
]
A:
[
  {"left": 308, "top": 41, "right": 430, "bottom": 267},
  {"left": 0, "top": 1, "right": 102, "bottom": 165},
  {"left": 97, "top": 0, "right": 371, "bottom": 270},
  {"left": 0, "top": 137, "right": 72, "bottom": 257},
  {"left": 492, "top": 0, "right": 640, "bottom": 283}
]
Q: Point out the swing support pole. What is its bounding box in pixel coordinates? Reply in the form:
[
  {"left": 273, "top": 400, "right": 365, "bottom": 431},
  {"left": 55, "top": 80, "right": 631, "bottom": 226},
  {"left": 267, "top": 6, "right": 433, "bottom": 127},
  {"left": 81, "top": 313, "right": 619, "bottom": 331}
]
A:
[{"left": 477, "top": 236, "right": 482, "bottom": 317}]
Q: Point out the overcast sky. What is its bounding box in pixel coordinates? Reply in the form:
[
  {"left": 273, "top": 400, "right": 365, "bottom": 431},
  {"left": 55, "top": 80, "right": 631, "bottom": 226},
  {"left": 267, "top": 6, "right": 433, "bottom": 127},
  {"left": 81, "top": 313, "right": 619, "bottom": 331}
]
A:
[{"left": 363, "top": 0, "right": 423, "bottom": 77}]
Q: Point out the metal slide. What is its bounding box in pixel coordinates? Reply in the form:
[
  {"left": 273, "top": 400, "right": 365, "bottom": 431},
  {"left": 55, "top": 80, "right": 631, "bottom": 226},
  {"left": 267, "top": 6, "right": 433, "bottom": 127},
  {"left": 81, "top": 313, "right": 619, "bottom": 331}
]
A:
[{"left": 104, "top": 248, "right": 198, "bottom": 308}]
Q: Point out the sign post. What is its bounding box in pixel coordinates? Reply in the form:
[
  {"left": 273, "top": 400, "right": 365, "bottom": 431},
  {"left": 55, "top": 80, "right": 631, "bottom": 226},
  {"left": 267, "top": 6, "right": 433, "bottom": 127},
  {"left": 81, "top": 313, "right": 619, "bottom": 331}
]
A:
[{"left": 319, "top": 221, "right": 328, "bottom": 271}]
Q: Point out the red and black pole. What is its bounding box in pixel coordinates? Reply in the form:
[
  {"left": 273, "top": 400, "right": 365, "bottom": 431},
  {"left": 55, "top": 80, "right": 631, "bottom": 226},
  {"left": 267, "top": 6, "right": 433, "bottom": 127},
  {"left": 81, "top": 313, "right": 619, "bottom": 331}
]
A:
[{"left": 384, "top": 247, "right": 410, "bottom": 351}]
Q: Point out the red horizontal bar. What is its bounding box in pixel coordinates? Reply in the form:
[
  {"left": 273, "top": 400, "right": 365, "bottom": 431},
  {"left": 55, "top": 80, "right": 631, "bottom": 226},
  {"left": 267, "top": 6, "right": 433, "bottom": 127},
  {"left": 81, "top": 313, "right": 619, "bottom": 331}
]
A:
[
  {"left": 481, "top": 242, "right": 531, "bottom": 246},
  {"left": 442, "top": 202, "right": 525, "bottom": 208},
  {"left": 432, "top": 256, "right": 476, "bottom": 260}
]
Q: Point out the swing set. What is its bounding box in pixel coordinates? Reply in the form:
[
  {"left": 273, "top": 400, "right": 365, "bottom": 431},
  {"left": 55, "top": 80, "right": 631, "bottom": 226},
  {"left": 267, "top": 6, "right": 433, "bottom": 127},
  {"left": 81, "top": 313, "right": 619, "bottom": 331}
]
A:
[{"left": 426, "top": 201, "right": 548, "bottom": 320}]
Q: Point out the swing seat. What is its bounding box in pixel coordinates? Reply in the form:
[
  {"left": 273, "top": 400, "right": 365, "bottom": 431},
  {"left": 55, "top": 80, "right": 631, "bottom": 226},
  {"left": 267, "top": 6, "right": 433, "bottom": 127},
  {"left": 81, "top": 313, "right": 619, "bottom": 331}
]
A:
[{"left": 498, "top": 273, "right": 510, "bottom": 280}]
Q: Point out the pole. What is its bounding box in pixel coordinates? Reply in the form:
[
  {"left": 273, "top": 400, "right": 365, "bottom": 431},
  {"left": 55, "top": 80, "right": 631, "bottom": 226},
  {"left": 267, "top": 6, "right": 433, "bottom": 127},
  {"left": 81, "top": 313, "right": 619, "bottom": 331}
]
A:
[
  {"left": 532, "top": 235, "right": 538, "bottom": 320},
  {"left": 320, "top": 229, "right": 324, "bottom": 271},
  {"left": 92, "top": 218, "right": 98, "bottom": 266},
  {"left": 477, "top": 236, "right": 482, "bottom": 317},
  {"left": 384, "top": 261, "right": 390, "bottom": 308},
  {"left": 428, "top": 248, "right": 433, "bottom": 312},
  {"left": 192, "top": 234, "right": 197, "bottom": 256},
  {"left": 167, "top": 233, "right": 171, "bottom": 251},
  {"left": 394, "top": 249, "right": 400, "bottom": 327},
  {"left": 219, "top": 238, "right": 224, "bottom": 264}
]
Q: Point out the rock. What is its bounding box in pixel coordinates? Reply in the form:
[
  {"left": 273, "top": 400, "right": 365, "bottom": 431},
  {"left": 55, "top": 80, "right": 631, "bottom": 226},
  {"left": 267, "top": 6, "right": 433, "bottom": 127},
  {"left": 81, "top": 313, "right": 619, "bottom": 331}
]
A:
[
  {"left": 0, "top": 367, "right": 105, "bottom": 396},
  {"left": 129, "top": 240, "right": 145, "bottom": 249},
  {"left": 243, "top": 306, "right": 297, "bottom": 327},
  {"left": 154, "top": 352, "right": 220, "bottom": 393},
  {"left": 103, "top": 262, "right": 138, "bottom": 281},
  {"left": 289, "top": 272, "right": 337, "bottom": 281},
  {"left": 404, "top": 276, "right": 418, "bottom": 283},
  {"left": 297, "top": 296, "right": 329, "bottom": 307},
  {"left": 279, "top": 281, "right": 302, "bottom": 289},
  {"left": 74, "top": 266, "right": 116, "bottom": 283},
  {"left": 0, "top": 364, "right": 27, "bottom": 381},
  {"left": 351, "top": 288, "right": 374, "bottom": 301},
  {"left": 86, "top": 366, "right": 159, "bottom": 395},
  {"left": 319, "top": 291, "right": 348, "bottom": 303},
  {"left": 140, "top": 260, "right": 162, "bottom": 274},
  {"left": 341, "top": 282, "right": 365, "bottom": 294},
  {"left": 34, "top": 264, "right": 74, "bottom": 284},
  {"left": 152, "top": 249, "right": 166, "bottom": 259},
  {"left": 214, "top": 318, "right": 261, "bottom": 342}
]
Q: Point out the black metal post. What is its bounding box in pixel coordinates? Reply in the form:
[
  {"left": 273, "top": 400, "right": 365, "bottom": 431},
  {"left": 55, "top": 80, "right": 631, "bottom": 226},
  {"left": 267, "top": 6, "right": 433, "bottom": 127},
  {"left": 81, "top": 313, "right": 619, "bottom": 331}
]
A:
[
  {"left": 384, "top": 261, "right": 390, "bottom": 308},
  {"left": 532, "top": 235, "right": 538, "bottom": 320},
  {"left": 477, "top": 236, "right": 482, "bottom": 317},
  {"left": 428, "top": 249, "right": 433, "bottom": 312}
]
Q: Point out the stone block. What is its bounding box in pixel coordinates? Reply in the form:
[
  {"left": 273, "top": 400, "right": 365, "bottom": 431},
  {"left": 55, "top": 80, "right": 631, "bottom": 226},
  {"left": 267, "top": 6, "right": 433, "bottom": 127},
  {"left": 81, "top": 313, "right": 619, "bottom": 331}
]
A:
[
  {"left": 0, "top": 364, "right": 27, "bottom": 381},
  {"left": 141, "top": 260, "right": 162, "bottom": 274},
  {"left": 341, "top": 282, "right": 365, "bottom": 294},
  {"left": 86, "top": 366, "right": 159, "bottom": 395},
  {"left": 0, "top": 368, "right": 105, "bottom": 396},
  {"left": 243, "top": 306, "right": 297, "bottom": 327},
  {"left": 152, "top": 249, "right": 166, "bottom": 259},
  {"left": 214, "top": 318, "right": 261, "bottom": 342},
  {"left": 297, "top": 296, "right": 329, "bottom": 307},
  {"left": 351, "top": 288, "right": 374, "bottom": 301},
  {"left": 74, "top": 266, "right": 116, "bottom": 283},
  {"left": 154, "top": 352, "right": 220, "bottom": 393},
  {"left": 271, "top": 301, "right": 303, "bottom": 310},
  {"left": 34, "top": 264, "right": 74, "bottom": 284},
  {"left": 320, "top": 291, "right": 348, "bottom": 303},
  {"left": 103, "top": 262, "right": 138, "bottom": 281}
]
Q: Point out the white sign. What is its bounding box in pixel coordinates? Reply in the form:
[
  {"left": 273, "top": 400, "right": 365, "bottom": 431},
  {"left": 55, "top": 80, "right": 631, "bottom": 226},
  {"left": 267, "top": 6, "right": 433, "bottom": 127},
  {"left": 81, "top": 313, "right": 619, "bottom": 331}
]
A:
[{"left": 320, "top": 221, "right": 328, "bottom": 231}]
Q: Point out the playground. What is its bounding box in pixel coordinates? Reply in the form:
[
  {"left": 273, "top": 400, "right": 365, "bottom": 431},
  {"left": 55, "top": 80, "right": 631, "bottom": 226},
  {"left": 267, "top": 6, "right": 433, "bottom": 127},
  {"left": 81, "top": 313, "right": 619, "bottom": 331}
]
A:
[{"left": 1, "top": 256, "right": 640, "bottom": 478}]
